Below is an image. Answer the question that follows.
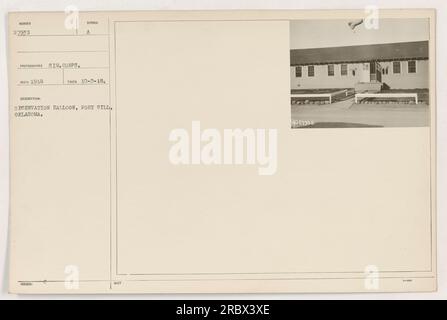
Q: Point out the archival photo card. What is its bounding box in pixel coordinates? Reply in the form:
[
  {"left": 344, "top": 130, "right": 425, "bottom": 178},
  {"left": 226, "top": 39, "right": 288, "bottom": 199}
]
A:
[{"left": 7, "top": 9, "right": 436, "bottom": 294}]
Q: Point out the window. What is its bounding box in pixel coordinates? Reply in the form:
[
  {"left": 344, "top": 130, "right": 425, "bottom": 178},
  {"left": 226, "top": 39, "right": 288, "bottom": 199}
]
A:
[
  {"left": 382, "top": 66, "right": 389, "bottom": 75},
  {"left": 341, "top": 64, "right": 348, "bottom": 76},
  {"left": 393, "top": 61, "right": 401, "bottom": 74},
  {"left": 408, "top": 60, "right": 417, "bottom": 73},
  {"left": 295, "top": 66, "right": 302, "bottom": 77},
  {"left": 328, "top": 64, "right": 334, "bottom": 76},
  {"left": 308, "top": 65, "right": 314, "bottom": 77}
]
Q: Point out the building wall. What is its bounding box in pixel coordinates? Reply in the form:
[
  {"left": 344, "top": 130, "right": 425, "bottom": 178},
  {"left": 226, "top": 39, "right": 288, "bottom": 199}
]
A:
[
  {"left": 380, "top": 60, "right": 428, "bottom": 89},
  {"left": 290, "top": 60, "right": 429, "bottom": 90},
  {"left": 290, "top": 63, "right": 364, "bottom": 90}
]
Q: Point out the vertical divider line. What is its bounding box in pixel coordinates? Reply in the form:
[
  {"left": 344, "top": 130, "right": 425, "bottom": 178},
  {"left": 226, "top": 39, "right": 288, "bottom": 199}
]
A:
[
  {"left": 108, "top": 17, "right": 113, "bottom": 290},
  {"left": 114, "top": 21, "right": 119, "bottom": 277}
]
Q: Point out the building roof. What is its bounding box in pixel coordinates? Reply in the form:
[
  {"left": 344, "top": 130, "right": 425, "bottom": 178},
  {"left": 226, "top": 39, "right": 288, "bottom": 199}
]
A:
[{"left": 290, "top": 41, "right": 429, "bottom": 66}]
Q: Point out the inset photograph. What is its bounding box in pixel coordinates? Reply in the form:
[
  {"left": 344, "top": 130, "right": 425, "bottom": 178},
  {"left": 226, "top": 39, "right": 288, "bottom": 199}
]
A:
[{"left": 290, "top": 19, "right": 430, "bottom": 128}]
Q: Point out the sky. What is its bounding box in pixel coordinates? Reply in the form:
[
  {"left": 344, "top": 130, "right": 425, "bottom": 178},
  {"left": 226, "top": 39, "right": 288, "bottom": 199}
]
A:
[{"left": 290, "top": 19, "right": 429, "bottom": 49}]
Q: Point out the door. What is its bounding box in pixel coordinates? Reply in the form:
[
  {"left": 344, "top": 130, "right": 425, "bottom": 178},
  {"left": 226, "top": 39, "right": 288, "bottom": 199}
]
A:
[
  {"left": 369, "top": 62, "right": 382, "bottom": 82},
  {"left": 361, "top": 63, "right": 370, "bottom": 82},
  {"left": 370, "top": 62, "right": 376, "bottom": 81}
]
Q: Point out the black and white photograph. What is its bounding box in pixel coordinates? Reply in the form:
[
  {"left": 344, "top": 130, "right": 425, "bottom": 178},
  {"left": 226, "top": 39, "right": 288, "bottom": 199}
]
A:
[{"left": 290, "top": 19, "right": 430, "bottom": 128}]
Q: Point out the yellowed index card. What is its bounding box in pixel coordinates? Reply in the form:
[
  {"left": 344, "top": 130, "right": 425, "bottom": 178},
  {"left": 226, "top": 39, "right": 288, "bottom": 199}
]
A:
[{"left": 8, "top": 10, "right": 436, "bottom": 293}]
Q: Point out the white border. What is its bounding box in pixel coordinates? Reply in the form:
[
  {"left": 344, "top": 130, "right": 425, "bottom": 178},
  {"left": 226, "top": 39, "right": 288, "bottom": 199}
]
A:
[{"left": 0, "top": 0, "right": 446, "bottom": 300}]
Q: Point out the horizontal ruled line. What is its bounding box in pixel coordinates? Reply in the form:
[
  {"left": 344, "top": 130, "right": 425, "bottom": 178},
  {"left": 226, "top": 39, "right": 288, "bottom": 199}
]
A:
[
  {"left": 17, "top": 50, "right": 108, "bottom": 53},
  {"left": 17, "top": 34, "right": 109, "bottom": 37},
  {"left": 17, "top": 83, "right": 108, "bottom": 86},
  {"left": 17, "top": 66, "right": 110, "bottom": 70}
]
